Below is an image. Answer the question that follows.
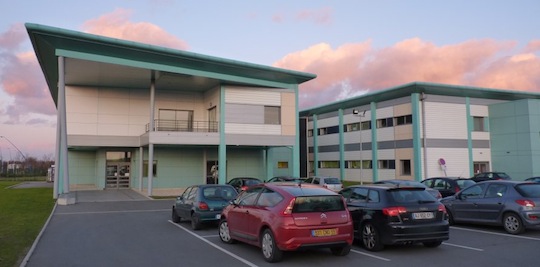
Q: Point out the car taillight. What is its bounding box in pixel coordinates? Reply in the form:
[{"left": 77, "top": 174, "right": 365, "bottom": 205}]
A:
[
  {"left": 515, "top": 199, "right": 535, "bottom": 207},
  {"left": 454, "top": 187, "right": 460, "bottom": 193},
  {"left": 282, "top": 198, "right": 295, "bottom": 216},
  {"left": 438, "top": 204, "right": 447, "bottom": 214},
  {"left": 241, "top": 185, "right": 248, "bottom": 191},
  {"left": 383, "top": 206, "right": 407, "bottom": 216},
  {"left": 198, "top": 202, "right": 209, "bottom": 211}
]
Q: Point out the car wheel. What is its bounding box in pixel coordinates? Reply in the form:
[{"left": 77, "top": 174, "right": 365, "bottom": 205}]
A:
[
  {"left": 171, "top": 207, "right": 181, "bottom": 223},
  {"left": 191, "top": 213, "right": 202, "bottom": 230},
  {"left": 330, "top": 244, "right": 351, "bottom": 256},
  {"left": 218, "top": 219, "right": 235, "bottom": 244},
  {"left": 361, "top": 222, "right": 384, "bottom": 252},
  {"left": 447, "top": 210, "right": 455, "bottom": 225},
  {"left": 261, "top": 229, "right": 283, "bottom": 263},
  {"left": 503, "top": 212, "right": 524, "bottom": 234},
  {"left": 423, "top": 241, "right": 443, "bottom": 248}
]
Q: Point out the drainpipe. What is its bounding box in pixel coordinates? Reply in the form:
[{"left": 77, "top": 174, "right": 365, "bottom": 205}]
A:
[{"left": 421, "top": 92, "right": 428, "bottom": 179}]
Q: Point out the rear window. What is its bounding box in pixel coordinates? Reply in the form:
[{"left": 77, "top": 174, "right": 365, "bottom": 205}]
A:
[
  {"left": 516, "top": 184, "right": 540, "bottom": 198},
  {"left": 457, "top": 180, "right": 475, "bottom": 188},
  {"left": 203, "top": 187, "right": 237, "bottom": 200},
  {"left": 323, "top": 178, "right": 341, "bottom": 184},
  {"left": 497, "top": 173, "right": 511, "bottom": 180},
  {"left": 245, "top": 179, "right": 261, "bottom": 186},
  {"left": 292, "top": 196, "right": 345, "bottom": 213},
  {"left": 389, "top": 189, "right": 435, "bottom": 203}
]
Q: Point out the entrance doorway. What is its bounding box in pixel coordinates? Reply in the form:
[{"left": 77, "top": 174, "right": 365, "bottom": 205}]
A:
[
  {"left": 473, "top": 162, "right": 490, "bottom": 174},
  {"left": 106, "top": 151, "right": 131, "bottom": 189},
  {"left": 106, "top": 163, "right": 130, "bottom": 189}
]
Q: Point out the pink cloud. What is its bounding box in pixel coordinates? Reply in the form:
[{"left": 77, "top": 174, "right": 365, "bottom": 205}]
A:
[
  {"left": 0, "top": 24, "right": 26, "bottom": 51},
  {"left": 82, "top": 8, "right": 189, "bottom": 50},
  {"left": 274, "top": 38, "right": 539, "bottom": 108},
  {"left": 524, "top": 40, "right": 540, "bottom": 53}
]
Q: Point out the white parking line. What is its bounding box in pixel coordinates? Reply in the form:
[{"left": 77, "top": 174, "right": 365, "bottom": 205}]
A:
[
  {"left": 350, "top": 249, "right": 391, "bottom": 261},
  {"left": 442, "top": 242, "right": 484, "bottom": 251},
  {"left": 201, "top": 234, "right": 220, "bottom": 238},
  {"left": 451, "top": 226, "right": 540, "bottom": 241},
  {"left": 168, "top": 220, "right": 259, "bottom": 267}
]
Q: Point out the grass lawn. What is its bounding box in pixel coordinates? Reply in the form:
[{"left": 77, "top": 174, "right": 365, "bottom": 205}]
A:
[{"left": 0, "top": 180, "right": 55, "bottom": 267}]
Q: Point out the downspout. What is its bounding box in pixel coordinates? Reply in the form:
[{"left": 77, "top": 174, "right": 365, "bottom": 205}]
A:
[
  {"left": 312, "top": 115, "right": 318, "bottom": 176},
  {"left": 338, "top": 109, "right": 345, "bottom": 181}
]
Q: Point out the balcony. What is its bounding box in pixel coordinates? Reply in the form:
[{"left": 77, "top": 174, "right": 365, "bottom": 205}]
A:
[{"left": 146, "top": 120, "right": 218, "bottom": 133}]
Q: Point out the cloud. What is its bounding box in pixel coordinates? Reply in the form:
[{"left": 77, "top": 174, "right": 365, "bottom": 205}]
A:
[
  {"left": 274, "top": 38, "right": 538, "bottom": 109},
  {"left": 82, "top": 8, "right": 189, "bottom": 50}
]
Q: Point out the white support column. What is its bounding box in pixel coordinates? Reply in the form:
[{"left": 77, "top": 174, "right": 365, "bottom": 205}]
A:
[
  {"left": 147, "top": 71, "right": 156, "bottom": 196},
  {"left": 57, "top": 56, "right": 75, "bottom": 205},
  {"left": 138, "top": 146, "right": 144, "bottom": 191}
]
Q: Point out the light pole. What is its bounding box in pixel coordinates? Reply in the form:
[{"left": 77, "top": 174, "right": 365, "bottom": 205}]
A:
[
  {"left": 353, "top": 109, "right": 366, "bottom": 184},
  {"left": 0, "top": 136, "right": 26, "bottom": 176}
]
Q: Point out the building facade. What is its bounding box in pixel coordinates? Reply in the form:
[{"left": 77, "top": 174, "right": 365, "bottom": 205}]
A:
[
  {"left": 299, "top": 82, "right": 540, "bottom": 183},
  {"left": 27, "top": 23, "right": 315, "bottom": 198}
]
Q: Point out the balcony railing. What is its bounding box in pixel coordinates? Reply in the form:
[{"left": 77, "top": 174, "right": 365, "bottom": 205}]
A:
[{"left": 146, "top": 120, "right": 218, "bottom": 133}]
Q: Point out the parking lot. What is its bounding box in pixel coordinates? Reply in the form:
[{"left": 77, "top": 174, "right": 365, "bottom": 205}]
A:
[{"left": 24, "top": 197, "right": 540, "bottom": 267}]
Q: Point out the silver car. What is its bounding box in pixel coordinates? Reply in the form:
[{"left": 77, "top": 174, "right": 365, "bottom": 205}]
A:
[
  {"left": 441, "top": 180, "right": 540, "bottom": 234},
  {"left": 305, "top": 176, "right": 343, "bottom": 192}
]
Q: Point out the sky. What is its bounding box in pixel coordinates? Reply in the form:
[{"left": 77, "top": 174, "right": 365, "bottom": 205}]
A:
[{"left": 1, "top": 0, "right": 539, "bottom": 160}]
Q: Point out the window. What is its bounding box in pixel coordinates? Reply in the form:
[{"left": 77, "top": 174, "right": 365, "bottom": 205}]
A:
[
  {"left": 361, "top": 160, "right": 373, "bottom": 169},
  {"left": 378, "top": 160, "right": 395, "bottom": 169},
  {"left": 143, "top": 160, "right": 157, "bottom": 176},
  {"left": 308, "top": 129, "right": 313, "bottom": 137},
  {"left": 473, "top": 116, "right": 486, "bottom": 132},
  {"left": 346, "top": 160, "right": 372, "bottom": 169},
  {"left": 351, "top": 188, "right": 369, "bottom": 203},
  {"left": 377, "top": 118, "right": 394, "bottom": 128},
  {"left": 158, "top": 109, "right": 193, "bottom": 131},
  {"left": 319, "top": 161, "right": 340, "bottom": 168},
  {"left": 106, "top": 151, "right": 131, "bottom": 162},
  {"left": 237, "top": 187, "right": 263, "bottom": 205},
  {"left": 277, "top": 161, "right": 289, "bottom": 168},
  {"left": 256, "top": 189, "right": 283, "bottom": 207},
  {"left": 325, "top": 125, "right": 339, "bottom": 134},
  {"left": 395, "top": 115, "right": 413, "bottom": 125},
  {"left": 361, "top": 121, "right": 371, "bottom": 130},
  {"left": 265, "top": 106, "right": 281, "bottom": 124},
  {"left": 318, "top": 128, "right": 327, "bottom": 135},
  {"left": 368, "top": 190, "right": 379, "bottom": 202},
  {"left": 401, "top": 160, "right": 411, "bottom": 175}
]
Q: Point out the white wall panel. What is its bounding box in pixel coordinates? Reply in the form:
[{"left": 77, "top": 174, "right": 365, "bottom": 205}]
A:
[
  {"left": 318, "top": 152, "right": 340, "bottom": 160},
  {"left": 68, "top": 123, "right": 98, "bottom": 135},
  {"left": 377, "top": 128, "right": 395, "bottom": 141},
  {"left": 225, "top": 123, "right": 281, "bottom": 135},
  {"left": 378, "top": 170, "right": 397, "bottom": 180},
  {"left": 425, "top": 148, "right": 470, "bottom": 178},
  {"left": 472, "top": 148, "right": 491, "bottom": 162},
  {"left": 424, "top": 102, "right": 468, "bottom": 139},
  {"left": 317, "top": 117, "right": 339, "bottom": 128},
  {"left": 471, "top": 131, "right": 490, "bottom": 140},
  {"left": 226, "top": 88, "right": 281, "bottom": 105},
  {"left": 470, "top": 105, "right": 489, "bottom": 117},
  {"left": 376, "top": 107, "right": 394, "bottom": 118}
]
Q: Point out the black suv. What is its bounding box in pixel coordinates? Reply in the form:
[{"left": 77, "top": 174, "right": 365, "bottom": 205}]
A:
[
  {"left": 471, "top": 172, "right": 511, "bottom": 183},
  {"left": 339, "top": 184, "right": 449, "bottom": 251}
]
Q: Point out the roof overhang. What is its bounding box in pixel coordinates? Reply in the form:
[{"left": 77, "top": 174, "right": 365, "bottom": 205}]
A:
[{"left": 26, "top": 23, "right": 316, "bottom": 106}]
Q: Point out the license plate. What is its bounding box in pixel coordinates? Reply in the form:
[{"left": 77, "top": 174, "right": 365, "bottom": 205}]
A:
[
  {"left": 412, "top": 212, "right": 434, "bottom": 219},
  {"left": 215, "top": 214, "right": 221, "bottom": 219},
  {"left": 312, "top": 228, "right": 338, "bottom": 237}
]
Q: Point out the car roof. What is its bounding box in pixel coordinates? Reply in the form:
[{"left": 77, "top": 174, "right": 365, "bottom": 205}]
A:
[
  {"left": 425, "top": 177, "right": 472, "bottom": 180},
  {"left": 476, "top": 180, "right": 529, "bottom": 185},
  {"left": 262, "top": 182, "right": 339, "bottom": 196},
  {"left": 346, "top": 183, "right": 424, "bottom": 190}
]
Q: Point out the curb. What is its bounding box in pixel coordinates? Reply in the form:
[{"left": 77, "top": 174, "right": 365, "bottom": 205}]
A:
[{"left": 19, "top": 201, "right": 58, "bottom": 267}]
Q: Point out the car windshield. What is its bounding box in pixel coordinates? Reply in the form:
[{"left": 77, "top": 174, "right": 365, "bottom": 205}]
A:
[
  {"left": 292, "top": 195, "right": 345, "bottom": 213},
  {"left": 389, "top": 188, "right": 435, "bottom": 203},
  {"left": 203, "top": 187, "right": 237, "bottom": 200},
  {"left": 515, "top": 184, "right": 540, "bottom": 198},
  {"left": 497, "top": 173, "right": 511, "bottom": 179},
  {"left": 324, "top": 178, "right": 341, "bottom": 184}
]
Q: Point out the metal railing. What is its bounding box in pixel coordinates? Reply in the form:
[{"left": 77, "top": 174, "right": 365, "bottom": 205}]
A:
[{"left": 146, "top": 120, "right": 218, "bottom": 133}]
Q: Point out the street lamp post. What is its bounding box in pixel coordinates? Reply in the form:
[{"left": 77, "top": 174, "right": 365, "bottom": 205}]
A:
[
  {"left": 353, "top": 109, "right": 366, "bottom": 184},
  {"left": 0, "top": 136, "right": 27, "bottom": 176}
]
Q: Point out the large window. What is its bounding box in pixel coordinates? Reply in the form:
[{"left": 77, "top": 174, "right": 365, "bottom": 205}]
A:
[
  {"left": 378, "top": 160, "right": 395, "bottom": 169},
  {"left": 319, "top": 161, "right": 340, "bottom": 168},
  {"left": 377, "top": 118, "right": 394, "bottom": 128},
  {"left": 395, "top": 115, "right": 413, "bottom": 125},
  {"left": 265, "top": 106, "right": 281, "bottom": 124},
  {"left": 143, "top": 160, "right": 157, "bottom": 177},
  {"left": 158, "top": 109, "right": 193, "bottom": 131}
]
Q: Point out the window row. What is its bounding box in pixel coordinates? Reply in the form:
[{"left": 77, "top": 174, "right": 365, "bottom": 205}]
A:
[
  {"left": 308, "top": 114, "right": 413, "bottom": 137},
  {"left": 313, "top": 159, "right": 411, "bottom": 175}
]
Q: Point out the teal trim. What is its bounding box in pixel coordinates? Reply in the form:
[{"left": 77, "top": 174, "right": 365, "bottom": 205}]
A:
[
  {"left": 293, "top": 84, "right": 300, "bottom": 177},
  {"left": 338, "top": 109, "right": 345, "bottom": 181},
  {"left": 411, "top": 93, "right": 423, "bottom": 181},
  {"left": 266, "top": 148, "right": 273, "bottom": 180},
  {"left": 466, "top": 97, "right": 474, "bottom": 177},
  {"left": 370, "top": 102, "right": 378, "bottom": 182},
  {"left": 219, "top": 86, "right": 226, "bottom": 184},
  {"left": 313, "top": 115, "right": 318, "bottom": 176}
]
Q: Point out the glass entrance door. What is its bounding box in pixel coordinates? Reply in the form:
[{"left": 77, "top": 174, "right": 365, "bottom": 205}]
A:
[{"left": 106, "top": 163, "right": 130, "bottom": 189}]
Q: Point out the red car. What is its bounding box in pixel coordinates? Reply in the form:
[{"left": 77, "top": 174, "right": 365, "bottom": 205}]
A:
[{"left": 218, "top": 182, "right": 353, "bottom": 262}]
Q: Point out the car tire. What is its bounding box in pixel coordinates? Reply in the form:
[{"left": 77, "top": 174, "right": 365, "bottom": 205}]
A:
[
  {"left": 447, "top": 210, "right": 455, "bottom": 225},
  {"left": 330, "top": 244, "right": 351, "bottom": 256},
  {"left": 171, "top": 207, "right": 181, "bottom": 223},
  {"left": 191, "top": 213, "right": 202, "bottom": 230},
  {"left": 423, "top": 241, "right": 443, "bottom": 248},
  {"left": 360, "top": 222, "right": 384, "bottom": 252},
  {"left": 261, "top": 229, "right": 283, "bottom": 263},
  {"left": 503, "top": 212, "right": 525, "bottom": 234},
  {"left": 218, "top": 219, "right": 236, "bottom": 244}
]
